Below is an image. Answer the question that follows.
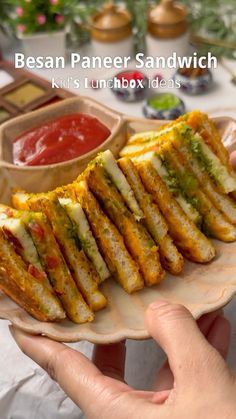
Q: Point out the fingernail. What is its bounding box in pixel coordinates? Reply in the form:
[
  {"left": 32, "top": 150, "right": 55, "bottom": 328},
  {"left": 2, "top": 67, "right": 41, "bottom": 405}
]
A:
[{"left": 149, "top": 300, "right": 170, "bottom": 311}]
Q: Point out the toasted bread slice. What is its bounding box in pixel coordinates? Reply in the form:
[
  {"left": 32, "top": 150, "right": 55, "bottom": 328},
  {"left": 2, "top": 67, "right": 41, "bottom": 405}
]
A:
[
  {"left": 117, "top": 157, "right": 184, "bottom": 274},
  {"left": 136, "top": 160, "right": 216, "bottom": 263},
  {"left": 94, "top": 150, "right": 143, "bottom": 221},
  {"left": 58, "top": 197, "right": 110, "bottom": 283},
  {"left": 13, "top": 191, "right": 106, "bottom": 312},
  {"left": 154, "top": 142, "right": 236, "bottom": 242},
  {"left": 72, "top": 181, "right": 144, "bottom": 293},
  {"left": 24, "top": 210, "right": 94, "bottom": 323},
  {"left": 0, "top": 230, "right": 65, "bottom": 322},
  {"left": 85, "top": 163, "right": 165, "bottom": 286}
]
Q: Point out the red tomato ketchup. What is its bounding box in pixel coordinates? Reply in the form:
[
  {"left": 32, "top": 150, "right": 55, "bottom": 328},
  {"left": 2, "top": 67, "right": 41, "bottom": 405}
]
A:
[{"left": 13, "top": 113, "right": 111, "bottom": 166}]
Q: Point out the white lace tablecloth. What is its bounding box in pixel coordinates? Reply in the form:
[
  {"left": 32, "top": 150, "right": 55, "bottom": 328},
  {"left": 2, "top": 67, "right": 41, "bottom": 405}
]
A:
[{"left": 1, "top": 43, "right": 236, "bottom": 419}]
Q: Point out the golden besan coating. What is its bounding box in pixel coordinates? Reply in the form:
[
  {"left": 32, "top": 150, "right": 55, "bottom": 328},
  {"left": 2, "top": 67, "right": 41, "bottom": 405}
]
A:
[
  {"left": 0, "top": 230, "right": 65, "bottom": 322},
  {"left": 154, "top": 142, "right": 236, "bottom": 242},
  {"left": 23, "top": 211, "right": 94, "bottom": 324},
  {"left": 137, "top": 161, "right": 216, "bottom": 263},
  {"left": 27, "top": 193, "right": 107, "bottom": 313},
  {"left": 73, "top": 181, "right": 144, "bottom": 294},
  {"left": 118, "top": 157, "right": 184, "bottom": 275}
]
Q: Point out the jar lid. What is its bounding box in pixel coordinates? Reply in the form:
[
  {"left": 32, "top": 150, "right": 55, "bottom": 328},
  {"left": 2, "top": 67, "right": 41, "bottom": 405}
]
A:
[
  {"left": 92, "top": 2, "right": 132, "bottom": 31},
  {"left": 148, "top": 0, "right": 188, "bottom": 39},
  {"left": 149, "top": 0, "right": 187, "bottom": 25}
]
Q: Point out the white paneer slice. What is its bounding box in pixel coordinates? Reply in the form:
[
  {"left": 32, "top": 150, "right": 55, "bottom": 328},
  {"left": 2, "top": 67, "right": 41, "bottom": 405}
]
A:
[
  {"left": 132, "top": 151, "right": 201, "bottom": 225},
  {"left": 128, "top": 131, "right": 161, "bottom": 144},
  {"left": 0, "top": 217, "right": 43, "bottom": 272},
  {"left": 59, "top": 198, "right": 110, "bottom": 282},
  {"left": 98, "top": 150, "right": 143, "bottom": 221},
  {"left": 120, "top": 141, "right": 159, "bottom": 157}
]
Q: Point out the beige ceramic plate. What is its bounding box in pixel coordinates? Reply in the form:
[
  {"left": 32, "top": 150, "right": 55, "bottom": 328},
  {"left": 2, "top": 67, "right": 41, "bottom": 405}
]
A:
[{"left": 0, "top": 97, "right": 236, "bottom": 343}]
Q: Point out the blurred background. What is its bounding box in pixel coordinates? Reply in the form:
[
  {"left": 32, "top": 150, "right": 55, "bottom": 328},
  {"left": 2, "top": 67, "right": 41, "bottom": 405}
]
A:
[{"left": 1, "top": 0, "right": 236, "bottom": 58}]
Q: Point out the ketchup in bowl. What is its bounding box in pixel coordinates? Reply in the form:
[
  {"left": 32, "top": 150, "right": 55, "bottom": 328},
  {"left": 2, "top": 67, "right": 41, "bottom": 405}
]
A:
[{"left": 13, "top": 113, "right": 111, "bottom": 166}]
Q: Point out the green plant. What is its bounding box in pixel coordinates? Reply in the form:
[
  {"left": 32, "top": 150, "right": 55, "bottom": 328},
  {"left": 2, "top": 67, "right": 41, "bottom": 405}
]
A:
[
  {"left": 0, "top": 1, "right": 14, "bottom": 35},
  {"left": 67, "top": 1, "right": 104, "bottom": 48},
  {"left": 181, "top": 0, "right": 236, "bottom": 59},
  {"left": 12, "top": 0, "right": 73, "bottom": 35},
  {"left": 125, "top": 0, "right": 149, "bottom": 52}
]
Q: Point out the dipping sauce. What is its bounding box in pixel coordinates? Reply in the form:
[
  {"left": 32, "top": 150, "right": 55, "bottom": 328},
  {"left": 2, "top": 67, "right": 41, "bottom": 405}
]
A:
[
  {"left": 13, "top": 113, "right": 111, "bottom": 166},
  {"left": 0, "top": 108, "right": 10, "bottom": 123},
  {"left": 4, "top": 82, "right": 46, "bottom": 108}
]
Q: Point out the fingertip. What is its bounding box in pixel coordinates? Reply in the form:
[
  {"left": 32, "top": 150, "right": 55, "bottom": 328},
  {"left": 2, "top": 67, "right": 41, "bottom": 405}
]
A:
[
  {"left": 145, "top": 300, "right": 170, "bottom": 327},
  {"left": 148, "top": 300, "right": 170, "bottom": 311},
  {"left": 145, "top": 300, "right": 192, "bottom": 331}
]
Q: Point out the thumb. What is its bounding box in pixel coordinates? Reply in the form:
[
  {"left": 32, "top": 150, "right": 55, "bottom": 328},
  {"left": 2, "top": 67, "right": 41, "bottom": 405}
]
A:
[{"left": 145, "top": 301, "right": 226, "bottom": 387}]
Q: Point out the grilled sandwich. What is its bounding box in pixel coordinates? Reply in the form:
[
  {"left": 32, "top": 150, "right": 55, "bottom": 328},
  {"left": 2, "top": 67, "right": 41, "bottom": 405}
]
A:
[
  {"left": 117, "top": 157, "right": 184, "bottom": 274},
  {"left": 154, "top": 143, "right": 236, "bottom": 242},
  {"left": 0, "top": 230, "right": 65, "bottom": 322},
  {"left": 0, "top": 204, "right": 93, "bottom": 323},
  {"left": 58, "top": 197, "right": 110, "bottom": 283},
  {"left": 71, "top": 180, "right": 144, "bottom": 293},
  {"left": 0, "top": 213, "right": 51, "bottom": 287},
  {"left": 121, "top": 115, "right": 236, "bottom": 196},
  {"left": 136, "top": 159, "right": 216, "bottom": 263},
  {"left": 176, "top": 110, "right": 236, "bottom": 201},
  {"left": 120, "top": 117, "right": 236, "bottom": 234},
  {"left": 13, "top": 191, "right": 107, "bottom": 312},
  {"left": 2, "top": 110, "right": 234, "bottom": 325},
  {"left": 84, "top": 159, "right": 165, "bottom": 286}
]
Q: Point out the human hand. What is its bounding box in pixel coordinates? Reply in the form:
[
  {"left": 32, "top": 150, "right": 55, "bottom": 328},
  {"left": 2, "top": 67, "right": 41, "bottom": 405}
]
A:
[{"left": 10, "top": 301, "right": 235, "bottom": 419}]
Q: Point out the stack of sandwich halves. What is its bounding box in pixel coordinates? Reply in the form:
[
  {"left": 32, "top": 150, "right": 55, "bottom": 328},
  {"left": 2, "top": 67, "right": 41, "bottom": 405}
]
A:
[{"left": 0, "top": 111, "right": 236, "bottom": 324}]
